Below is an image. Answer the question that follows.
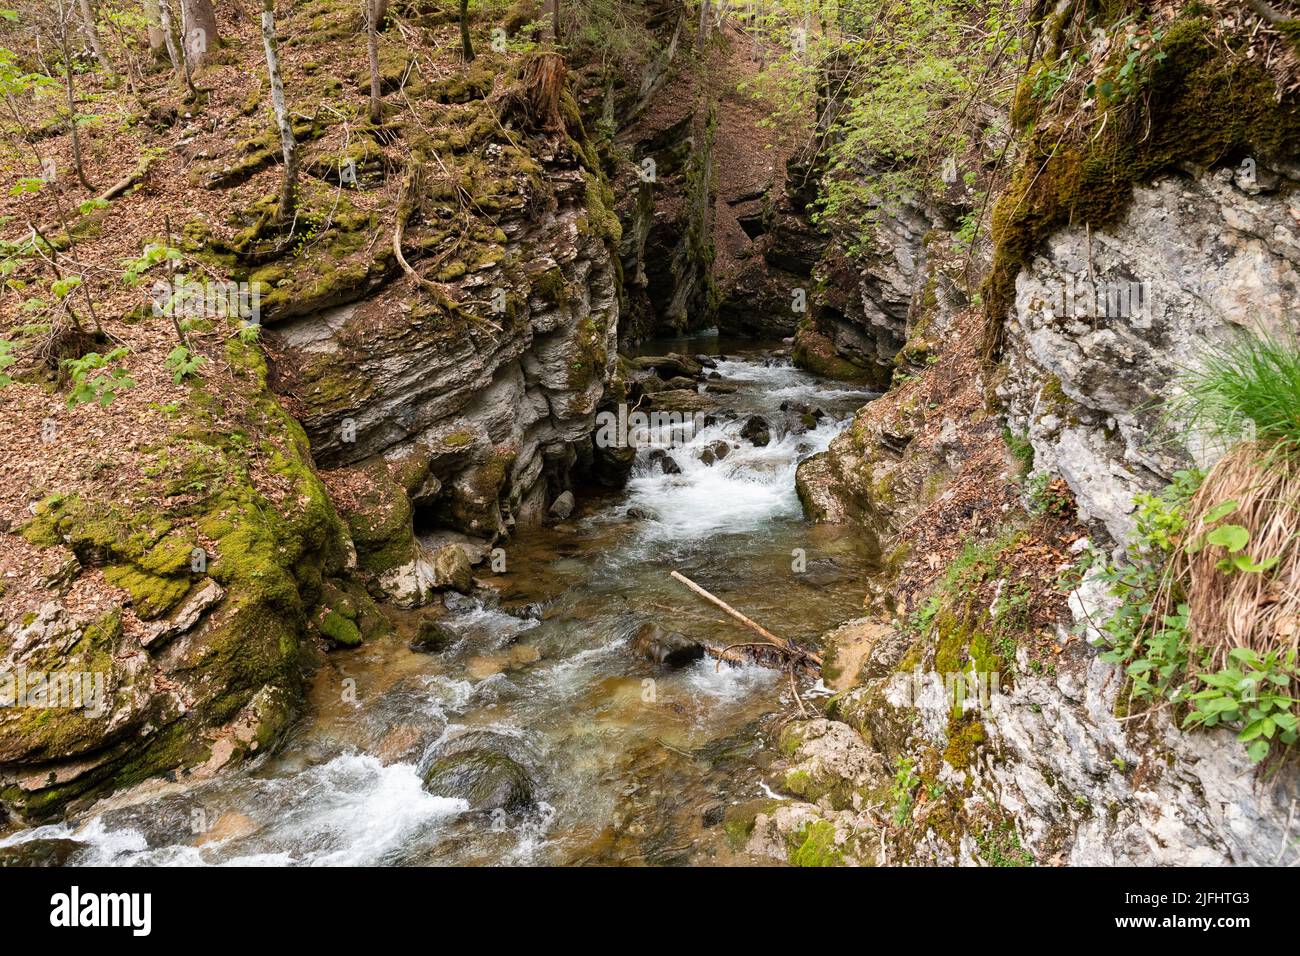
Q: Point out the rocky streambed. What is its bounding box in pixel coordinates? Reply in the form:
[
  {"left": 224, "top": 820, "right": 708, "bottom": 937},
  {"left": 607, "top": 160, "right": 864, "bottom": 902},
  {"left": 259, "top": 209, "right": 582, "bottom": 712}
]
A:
[{"left": 0, "top": 338, "right": 880, "bottom": 866}]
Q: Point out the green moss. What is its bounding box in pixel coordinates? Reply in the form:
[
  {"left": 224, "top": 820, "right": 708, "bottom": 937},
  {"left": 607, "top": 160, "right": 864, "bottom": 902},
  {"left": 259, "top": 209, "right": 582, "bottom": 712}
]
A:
[
  {"left": 787, "top": 820, "right": 845, "bottom": 867},
  {"left": 319, "top": 609, "right": 362, "bottom": 647},
  {"left": 943, "top": 716, "right": 986, "bottom": 772},
  {"left": 983, "top": 14, "right": 1300, "bottom": 355}
]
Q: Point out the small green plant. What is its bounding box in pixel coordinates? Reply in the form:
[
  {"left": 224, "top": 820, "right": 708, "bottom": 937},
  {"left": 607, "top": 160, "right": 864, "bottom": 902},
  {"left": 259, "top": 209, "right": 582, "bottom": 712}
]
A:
[
  {"left": 890, "top": 755, "right": 920, "bottom": 826},
  {"left": 1189, "top": 500, "right": 1282, "bottom": 575},
  {"left": 0, "top": 338, "right": 15, "bottom": 387},
  {"left": 1002, "top": 426, "right": 1035, "bottom": 473},
  {"left": 63, "top": 348, "right": 135, "bottom": 408},
  {"left": 1184, "top": 648, "right": 1300, "bottom": 763},
  {"left": 164, "top": 345, "right": 206, "bottom": 384}
]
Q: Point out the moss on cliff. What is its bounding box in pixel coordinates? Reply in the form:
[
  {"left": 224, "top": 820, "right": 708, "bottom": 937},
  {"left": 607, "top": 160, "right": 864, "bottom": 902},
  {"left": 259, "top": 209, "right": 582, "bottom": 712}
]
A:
[{"left": 983, "top": 12, "right": 1300, "bottom": 354}]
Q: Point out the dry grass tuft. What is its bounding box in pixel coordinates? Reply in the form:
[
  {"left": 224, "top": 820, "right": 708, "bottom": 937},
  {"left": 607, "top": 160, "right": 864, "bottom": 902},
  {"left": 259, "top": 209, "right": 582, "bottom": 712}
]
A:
[{"left": 1169, "top": 443, "right": 1300, "bottom": 670}]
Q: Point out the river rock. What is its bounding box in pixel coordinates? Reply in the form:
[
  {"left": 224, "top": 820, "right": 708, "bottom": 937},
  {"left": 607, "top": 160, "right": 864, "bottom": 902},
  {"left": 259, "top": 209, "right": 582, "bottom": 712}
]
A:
[
  {"left": 698, "top": 440, "right": 732, "bottom": 466},
  {"left": 410, "top": 618, "right": 457, "bottom": 653},
  {"left": 630, "top": 353, "right": 704, "bottom": 379},
  {"left": 421, "top": 749, "right": 535, "bottom": 811},
  {"left": 0, "top": 838, "right": 85, "bottom": 867},
  {"left": 649, "top": 449, "right": 682, "bottom": 475},
  {"left": 741, "top": 415, "right": 772, "bottom": 447},
  {"left": 549, "top": 490, "right": 576, "bottom": 520},
  {"left": 431, "top": 543, "right": 473, "bottom": 594},
  {"left": 631, "top": 622, "right": 705, "bottom": 666},
  {"left": 648, "top": 389, "right": 713, "bottom": 414}
]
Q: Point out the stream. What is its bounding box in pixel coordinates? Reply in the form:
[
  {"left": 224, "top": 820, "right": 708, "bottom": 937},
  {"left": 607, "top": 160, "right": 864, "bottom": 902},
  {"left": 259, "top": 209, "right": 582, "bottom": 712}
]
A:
[{"left": 1, "top": 335, "right": 879, "bottom": 866}]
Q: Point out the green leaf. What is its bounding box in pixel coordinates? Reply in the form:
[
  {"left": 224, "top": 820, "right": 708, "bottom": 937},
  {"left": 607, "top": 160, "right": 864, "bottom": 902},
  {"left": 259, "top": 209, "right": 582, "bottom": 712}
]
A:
[
  {"left": 1203, "top": 500, "right": 1239, "bottom": 523},
  {"left": 1206, "top": 524, "right": 1249, "bottom": 553}
]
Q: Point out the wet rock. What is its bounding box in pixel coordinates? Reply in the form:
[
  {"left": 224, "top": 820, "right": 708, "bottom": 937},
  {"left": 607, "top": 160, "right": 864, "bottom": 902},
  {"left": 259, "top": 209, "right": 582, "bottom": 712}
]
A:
[
  {"left": 663, "top": 375, "right": 698, "bottom": 390},
  {"left": 592, "top": 442, "right": 636, "bottom": 489},
  {"left": 409, "top": 618, "right": 457, "bottom": 653},
  {"left": 647, "top": 389, "right": 713, "bottom": 414},
  {"left": 698, "top": 440, "right": 732, "bottom": 466},
  {"left": 694, "top": 355, "right": 718, "bottom": 369},
  {"left": 740, "top": 415, "right": 771, "bottom": 447},
  {"left": 704, "top": 381, "right": 738, "bottom": 394},
  {"left": 630, "top": 353, "right": 704, "bottom": 379},
  {"left": 631, "top": 622, "right": 705, "bottom": 666},
  {"left": 421, "top": 749, "right": 535, "bottom": 811},
  {"left": 431, "top": 543, "right": 473, "bottom": 594},
  {"left": 0, "top": 838, "right": 85, "bottom": 867},
  {"left": 648, "top": 449, "right": 683, "bottom": 475},
  {"left": 549, "top": 490, "right": 576, "bottom": 520}
]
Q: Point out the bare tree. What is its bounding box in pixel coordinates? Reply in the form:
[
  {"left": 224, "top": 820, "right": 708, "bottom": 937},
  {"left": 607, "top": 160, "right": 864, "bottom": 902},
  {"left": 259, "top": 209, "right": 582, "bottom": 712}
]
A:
[
  {"left": 156, "top": 0, "right": 195, "bottom": 95},
  {"left": 77, "top": 0, "right": 115, "bottom": 75},
  {"left": 51, "top": 0, "right": 96, "bottom": 190},
  {"left": 366, "top": 0, "right": 382, "bottom": 124},
  {"left": 260, "top": 0, "right": 298, "bottom": 221},
  {"left": 459, "top": 0, "right": 474, "bottom": 62}
]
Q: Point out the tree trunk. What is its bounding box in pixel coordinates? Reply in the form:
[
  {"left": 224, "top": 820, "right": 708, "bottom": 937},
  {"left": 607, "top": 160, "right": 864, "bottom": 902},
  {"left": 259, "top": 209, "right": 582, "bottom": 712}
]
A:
[
  {"left": 180, "top": 0, "right": 219, "bottom": 72},
  {"left": 260, "top": 0, "right": 298, "bottom": 221},
  {"left": 144, "top": 0, "right": 168, "bottom": 57},
  {"left": 366, "top": 0, "right": 382, "bottom": 124},
  {"left": 697, "top": 0, "right": 710, "bottom": 47},
  {"left": 459, "top": 0, "right": 474, "bottom": 62},
  {"left": 58, "top": 7, "right": 96, "bottom": 191},
  {"left": 77, "top": 0, "right": 115, "bottom": 74},
  {"left": 551, "top": 0, "right": 560, "bottom": 42},
  {"left": 157, "top": 0, "right": 190, "bottom": 90}
]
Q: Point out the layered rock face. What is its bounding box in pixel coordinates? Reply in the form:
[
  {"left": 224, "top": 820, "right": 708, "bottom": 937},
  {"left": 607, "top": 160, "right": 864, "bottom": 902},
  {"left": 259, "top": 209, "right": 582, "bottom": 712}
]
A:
[
  {"left": 780, "top": 169, "right": 1300, "bottom": 866},
  {"left": 616, "top": 109, "right": 716, "bottom": 343},
  {"left": 1000, "top": 166, "right": 1300, "bottom": 544},
  {"left": 271, "top": 149, "right": 620, "bottom": 607}
]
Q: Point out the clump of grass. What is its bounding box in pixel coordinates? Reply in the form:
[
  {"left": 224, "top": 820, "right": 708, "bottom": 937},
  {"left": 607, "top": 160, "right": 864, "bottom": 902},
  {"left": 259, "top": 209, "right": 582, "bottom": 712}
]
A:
[{"left": 1174, "top": 330, "right": 1300, "bottom": 454}]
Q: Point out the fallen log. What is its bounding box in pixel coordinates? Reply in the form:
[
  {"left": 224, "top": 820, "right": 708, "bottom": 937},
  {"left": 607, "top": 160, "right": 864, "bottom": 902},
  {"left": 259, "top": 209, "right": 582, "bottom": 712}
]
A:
[{"left": 670, "top": 570, "right": 823, "bottom": 671}]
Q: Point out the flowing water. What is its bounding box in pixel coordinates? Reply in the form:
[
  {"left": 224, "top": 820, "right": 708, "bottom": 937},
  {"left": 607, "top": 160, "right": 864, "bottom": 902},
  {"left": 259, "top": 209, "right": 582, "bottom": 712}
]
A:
[{"left": 1, "top": 336, "right": 879, "bottom": 866}]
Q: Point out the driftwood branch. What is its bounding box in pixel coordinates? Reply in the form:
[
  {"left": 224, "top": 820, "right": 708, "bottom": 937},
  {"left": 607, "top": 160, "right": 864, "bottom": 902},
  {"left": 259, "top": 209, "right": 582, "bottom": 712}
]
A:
[{"left": 670, "top": 570, "right": 823, "bottom": 671}]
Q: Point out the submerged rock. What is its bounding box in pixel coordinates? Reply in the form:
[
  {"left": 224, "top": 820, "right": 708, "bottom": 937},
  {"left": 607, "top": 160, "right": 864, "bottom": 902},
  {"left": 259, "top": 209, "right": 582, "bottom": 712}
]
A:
[
  {"left": 631, "top": 622, "right": 705, "bottom": 666},
  {"left": 409, "top": 618, "right": 457, "bottom": 653},
  {"left": 421, "top": 749, "right": 535, "bottom": 811},
  {"left": 740, "top": 415, "right": 772, "bottom": 447}
]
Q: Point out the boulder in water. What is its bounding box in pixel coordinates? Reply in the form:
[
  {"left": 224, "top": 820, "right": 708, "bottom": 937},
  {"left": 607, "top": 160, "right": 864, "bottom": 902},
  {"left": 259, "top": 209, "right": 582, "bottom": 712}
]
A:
[
  {"left": 0, "top": 838, "right": 84, "bottom": 867},
  {"left": 431, "top": 543, "right": 473, "bottom": 594},
  {"left": 631, "top": 622, "right": 705, "bottom": 666},
  {"left": 741, "top": 415, "right": 772, "bottom": 447},
  {"left": 422, "top": 749, "right": 535, "bottom": 812},
  {"left": 549, "top": 490, "right": 575, "bottom": 520},
  {"left": 698, "top": 440, "right": 732, "bottom": 466},
  {"left": 410, "top": 618, "right": 457, "bottom": 653}
]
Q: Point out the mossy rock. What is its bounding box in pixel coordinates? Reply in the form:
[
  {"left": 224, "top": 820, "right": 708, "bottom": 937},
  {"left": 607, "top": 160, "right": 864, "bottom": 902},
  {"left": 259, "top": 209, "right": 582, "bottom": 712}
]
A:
[{"left": 786, "top": 820, "right": 845, "bottom": 867}]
